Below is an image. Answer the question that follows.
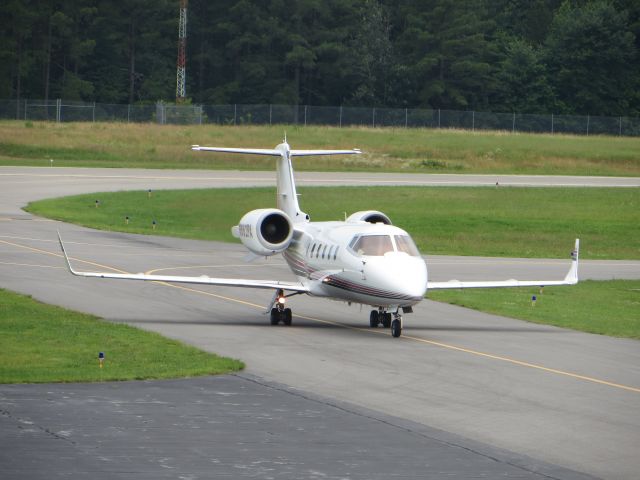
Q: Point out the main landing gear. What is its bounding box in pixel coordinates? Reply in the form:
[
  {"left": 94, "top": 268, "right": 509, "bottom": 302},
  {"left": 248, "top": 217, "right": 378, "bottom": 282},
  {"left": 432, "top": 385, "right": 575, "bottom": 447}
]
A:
[
  {"left": 269, "top": 289, "right": 292, "bottom": 326},
  {"left": 369, "top": 308, "right": 402, "bottom": 338}
]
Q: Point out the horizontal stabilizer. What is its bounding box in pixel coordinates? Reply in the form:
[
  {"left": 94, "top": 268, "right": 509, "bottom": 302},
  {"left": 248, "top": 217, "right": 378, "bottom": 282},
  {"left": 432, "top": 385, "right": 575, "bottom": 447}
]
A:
[
  {"left": 192, "top": 144, "right": 361, "bottom": 157},
  {"left": 192, "top": 146, "right": 281, "bottom": 156},
  {"left": 290, "top": 149, "right": 361, "bottom": 156}
]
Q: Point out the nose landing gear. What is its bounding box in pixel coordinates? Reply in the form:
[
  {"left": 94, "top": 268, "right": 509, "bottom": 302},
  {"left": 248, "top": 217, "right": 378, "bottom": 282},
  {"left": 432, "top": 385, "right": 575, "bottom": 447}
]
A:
[{"left": 369, "top": 308, "right": 403, "bottom": 338}]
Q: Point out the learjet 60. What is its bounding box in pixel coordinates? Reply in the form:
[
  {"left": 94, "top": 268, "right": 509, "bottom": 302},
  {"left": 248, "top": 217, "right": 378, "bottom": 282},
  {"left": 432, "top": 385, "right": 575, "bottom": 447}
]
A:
[{"left": 59, "top": 140, "right": 579, "bottom": 338}]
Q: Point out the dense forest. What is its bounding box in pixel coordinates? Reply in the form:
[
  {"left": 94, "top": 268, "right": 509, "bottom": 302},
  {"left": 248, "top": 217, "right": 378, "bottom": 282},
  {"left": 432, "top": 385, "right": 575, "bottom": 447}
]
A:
[{"left": 1, "top": 0, "right": 639, "bottom": 116}]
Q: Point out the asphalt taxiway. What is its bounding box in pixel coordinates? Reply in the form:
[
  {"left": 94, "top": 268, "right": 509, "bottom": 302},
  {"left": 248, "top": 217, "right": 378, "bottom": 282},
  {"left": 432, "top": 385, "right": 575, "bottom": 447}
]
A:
[{"left": 1, "top": 167, "right": 638, "bottom": 479}]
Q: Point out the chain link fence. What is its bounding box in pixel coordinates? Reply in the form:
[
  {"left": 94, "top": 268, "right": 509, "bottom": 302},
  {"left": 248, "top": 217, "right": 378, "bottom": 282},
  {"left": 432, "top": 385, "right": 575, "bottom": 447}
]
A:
[{"left": 1, "top": 99, "right": 638, "bottom": 136}]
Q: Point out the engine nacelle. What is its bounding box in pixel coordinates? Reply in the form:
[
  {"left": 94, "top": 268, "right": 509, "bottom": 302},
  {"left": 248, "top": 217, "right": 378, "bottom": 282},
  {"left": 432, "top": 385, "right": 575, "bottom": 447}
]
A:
[
  {"left": 346, "top": 210, "right": 392, "bottom": 225},
  {"left": 232, "top": 208, "right": 293, "bottom": 256}
]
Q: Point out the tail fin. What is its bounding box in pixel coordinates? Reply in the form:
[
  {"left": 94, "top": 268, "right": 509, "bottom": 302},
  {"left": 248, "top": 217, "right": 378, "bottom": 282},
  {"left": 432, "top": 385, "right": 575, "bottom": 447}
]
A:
[{"left": 192, "top": 141, "right": 361, "bottom": 223}]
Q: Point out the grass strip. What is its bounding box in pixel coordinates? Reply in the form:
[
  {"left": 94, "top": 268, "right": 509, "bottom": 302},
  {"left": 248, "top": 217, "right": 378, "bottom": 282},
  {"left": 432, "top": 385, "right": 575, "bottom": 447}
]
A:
[
  {"left": 428, "top": 280, "right": 640, "bottom": 339},
  {"left": 26, "top": 186, "right": 640, "bottom": 259},
  {"left": 0, "top": 289, "right": 244, "bottom": 384},
  {"left": 2, "top": 121, "right": 639, "bottom": 176}
]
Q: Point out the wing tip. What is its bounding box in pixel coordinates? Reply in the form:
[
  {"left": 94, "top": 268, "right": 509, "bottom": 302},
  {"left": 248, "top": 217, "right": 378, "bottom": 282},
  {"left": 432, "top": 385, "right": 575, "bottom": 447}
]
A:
[{"left": 57, "top": 231, "right": 73, "bottom": 273}]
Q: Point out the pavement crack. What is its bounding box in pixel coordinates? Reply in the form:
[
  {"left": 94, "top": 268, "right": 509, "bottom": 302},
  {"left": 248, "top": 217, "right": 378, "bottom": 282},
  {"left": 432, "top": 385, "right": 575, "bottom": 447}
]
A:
[
  {"left": 1, "top": 408, "right": 78, "bottom": 445},
  {"left": 232, "top": 374, "right": 593, "bottom": 480}
]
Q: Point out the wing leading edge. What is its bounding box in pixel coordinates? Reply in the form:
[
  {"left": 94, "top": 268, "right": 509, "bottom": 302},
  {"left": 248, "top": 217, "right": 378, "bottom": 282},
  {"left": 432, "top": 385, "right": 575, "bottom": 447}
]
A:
[
  {"left": 57, "top": 232, "right": 310, "bottom": 293},
  {"left": 427, "top": 239, "right": 579, "bottom": 290}
]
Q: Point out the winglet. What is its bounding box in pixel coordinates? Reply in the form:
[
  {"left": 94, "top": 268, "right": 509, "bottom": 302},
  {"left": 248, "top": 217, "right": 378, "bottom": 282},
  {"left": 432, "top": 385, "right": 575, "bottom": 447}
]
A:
[
  {"left": 57, "top": 231, "right": 79, "bottom": 276},
  {"left": 564, "top": 238, "right": 580, "bottom": 284}
]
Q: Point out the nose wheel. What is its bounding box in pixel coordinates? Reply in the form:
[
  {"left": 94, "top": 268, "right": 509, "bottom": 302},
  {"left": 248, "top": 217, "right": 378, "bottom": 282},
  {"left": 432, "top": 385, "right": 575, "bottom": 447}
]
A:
[
  {"left": 390, "top": 316, "right": 402, "bottom": 338},
  {"left": 369, "top": 309, "right": 402, "bottom": 337}
]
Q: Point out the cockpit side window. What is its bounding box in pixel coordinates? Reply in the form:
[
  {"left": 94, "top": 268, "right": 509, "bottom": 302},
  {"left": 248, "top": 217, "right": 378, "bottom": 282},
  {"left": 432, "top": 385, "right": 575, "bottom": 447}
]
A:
[
  {"left": 352, "top": 235, "right": 394, "bottom": 256},
  {"left": 395, "top": 235, "right": 420, "bottom": 256}
]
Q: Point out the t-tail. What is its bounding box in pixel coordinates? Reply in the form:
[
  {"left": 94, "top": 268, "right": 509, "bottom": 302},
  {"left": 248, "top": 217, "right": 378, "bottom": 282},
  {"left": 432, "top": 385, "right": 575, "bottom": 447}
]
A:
[{"left": 192, "top": 139, "right": 361, "bottom": 223}]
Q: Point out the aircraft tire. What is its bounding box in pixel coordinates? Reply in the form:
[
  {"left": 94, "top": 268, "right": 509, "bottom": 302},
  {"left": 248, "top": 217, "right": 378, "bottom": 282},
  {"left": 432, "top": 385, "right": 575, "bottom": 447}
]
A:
[
  {"left": 382, "top": 313, "right": 392, "bottom": 329},
  {"left": 283, "top": 308, "right": 293, "bottom": 326},
  {"left": 391, "top": 319, "right": 401, "bottom": 338},
  {"left": 369, "top": 310, "right": 379, "bottom": 328},
  {"left": 270, "top": 308, "right": 279, "bottom": 325}
]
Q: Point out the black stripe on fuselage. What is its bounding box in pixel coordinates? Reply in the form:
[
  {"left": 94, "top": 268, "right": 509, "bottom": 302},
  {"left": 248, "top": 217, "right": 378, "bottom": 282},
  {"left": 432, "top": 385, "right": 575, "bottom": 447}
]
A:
[{"left": 323, "top": 275, "right": 421, "bottom": 303}]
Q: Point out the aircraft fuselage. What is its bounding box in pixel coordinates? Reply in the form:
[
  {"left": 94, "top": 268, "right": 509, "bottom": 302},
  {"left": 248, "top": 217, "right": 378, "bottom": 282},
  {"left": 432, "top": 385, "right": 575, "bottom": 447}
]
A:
[{"left": 283, "top": 221, "right": 428, "bottom": 308}]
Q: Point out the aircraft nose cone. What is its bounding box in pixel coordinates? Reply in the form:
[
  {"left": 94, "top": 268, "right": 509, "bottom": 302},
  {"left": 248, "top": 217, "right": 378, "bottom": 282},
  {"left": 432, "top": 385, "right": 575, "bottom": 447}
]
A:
[{"left": 377, "top": 254, "right": 427, "bottom": 301}]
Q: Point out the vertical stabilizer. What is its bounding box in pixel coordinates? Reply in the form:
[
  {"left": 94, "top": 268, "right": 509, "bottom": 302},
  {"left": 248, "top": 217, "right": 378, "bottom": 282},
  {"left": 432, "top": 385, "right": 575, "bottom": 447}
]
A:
[{"left": 275, "top": 141, "right": 308, "bottom": 223}]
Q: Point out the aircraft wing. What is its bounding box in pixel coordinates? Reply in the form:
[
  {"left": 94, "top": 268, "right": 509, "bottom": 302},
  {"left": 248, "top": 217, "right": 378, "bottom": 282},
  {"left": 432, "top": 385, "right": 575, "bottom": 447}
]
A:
[
  {"left": 290, "top": 149, "right": 362, "bottom": 156},
  {"left": 427, "top": 239, "right": 579, "bottom": 290},
  {"left": 191, "top": 145, "right": 281, "bottom": 156},
  {"left": 58, "top": 233, "right": 310, "bottom": 293}
]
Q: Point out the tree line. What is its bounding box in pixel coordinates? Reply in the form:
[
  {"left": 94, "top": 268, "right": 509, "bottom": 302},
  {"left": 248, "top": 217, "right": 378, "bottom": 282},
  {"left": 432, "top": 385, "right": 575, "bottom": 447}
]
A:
[{"left": 1, "top": 0, "right": 638, "bottom": 116}]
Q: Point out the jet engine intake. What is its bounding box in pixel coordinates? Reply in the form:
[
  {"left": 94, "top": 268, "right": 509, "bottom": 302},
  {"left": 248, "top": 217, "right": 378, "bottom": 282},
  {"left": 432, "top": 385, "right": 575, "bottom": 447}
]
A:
[
  {"left": 232, "top": 208, "right": 293, "bottom": 256},
  {"left": 346, "top": 210, "right": 392, "bottom": 225}
]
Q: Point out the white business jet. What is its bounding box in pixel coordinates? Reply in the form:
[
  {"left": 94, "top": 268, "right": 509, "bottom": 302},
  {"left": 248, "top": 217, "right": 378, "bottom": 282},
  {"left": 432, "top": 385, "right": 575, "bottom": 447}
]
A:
[{"left": 59, "top": 139, "right": 579, "bottom": 338}]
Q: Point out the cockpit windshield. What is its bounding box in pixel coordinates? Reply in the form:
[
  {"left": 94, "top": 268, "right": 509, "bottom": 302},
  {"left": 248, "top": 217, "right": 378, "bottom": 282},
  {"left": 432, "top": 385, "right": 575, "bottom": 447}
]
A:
[
  {"left": 349, "top": 234, "right": 421, "bottom": 257},
  {"left": 395, "top": 235, "right": 421, "bottom": 256},
  {"left": 351, "top": 235, "right": 394, "bottom": 256}
]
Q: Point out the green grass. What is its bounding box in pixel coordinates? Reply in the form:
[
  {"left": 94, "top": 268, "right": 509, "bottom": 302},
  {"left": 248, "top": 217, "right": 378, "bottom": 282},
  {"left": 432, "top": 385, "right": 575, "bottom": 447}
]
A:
[
  {"left": 26, "top": 186, "right": 640, "bottom": 259},
  {"left": 428, "top": 280, "right": 640, "bottom": 339},
  {"left": 1, "top": 120, "right": 639, "bottom": 175},
  {"left": 0, "top": 289, "right": 244, "bottom": 384}
]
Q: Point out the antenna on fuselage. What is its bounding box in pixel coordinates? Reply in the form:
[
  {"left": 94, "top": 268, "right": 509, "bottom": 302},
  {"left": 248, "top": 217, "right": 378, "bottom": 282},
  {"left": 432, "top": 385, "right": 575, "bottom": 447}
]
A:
[{"left": 283, "top": 132, "right": 287, "bottom": 143}]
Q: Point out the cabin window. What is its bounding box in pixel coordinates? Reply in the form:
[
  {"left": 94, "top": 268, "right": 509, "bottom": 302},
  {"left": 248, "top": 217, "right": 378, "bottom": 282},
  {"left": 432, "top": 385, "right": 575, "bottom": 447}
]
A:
[
  {"left": 321, "top": 244, "right": 326, "bottom": 259},
  {"left": 333, "top": 246, "right": 339, "bottom": 260},
  {"left": 395, "top": 235, "right": 421, "bottom": 256},
  {"left": 317, "top": 244, "right": 321, "bottom": 258},
  {"left": 352, "top": 235, "right": 394, "bottom": 256},
  {"left": 310, "top": 243, "right": 316, "bottom": 257}
]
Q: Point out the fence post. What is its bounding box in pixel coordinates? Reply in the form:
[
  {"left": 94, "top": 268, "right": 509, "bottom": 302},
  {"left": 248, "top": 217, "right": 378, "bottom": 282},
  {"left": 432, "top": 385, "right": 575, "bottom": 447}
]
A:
[
  {"left": 234, "top": 104, "right": 237, "bottom": 125},
  {"left": 551, "top": 113, "right": 554, "bottom": 134},
  {"left": 199, "top": 105, "right": 203, "bottom": 125},
  {"left": 512, "top": 112, "right": 516, "bottom": 133},
  {"left": 339, "top": 106, "right": 342, "bottom": 128},
  {"left": 127, "top": 104, "right": 131, "bottom": 123},
  {"left": 472, "top": 111, "right": 475, "bottom": 131},
  {"left": 619, "top": 116, "right": 622, "bottom": 136},
  {"left": 92, "top": 102, "right": 96, "bottom": 122},
  {"left": 56, "top": 98, "right": 61, "bottom": 123},
  {"left": 269, "top": 104, "right": 272, "bottom": 125},
  {"left": 304, "top": 105, "right": 307, "bottom": 126},
  {"left": 438, "top": 109, "right": 441, "bottom": 129},
  {"left": 586, "top": 115, "right": 590, "bottom": 136},
  {"left": 156, "top": 101, "right": 165, "bottom": 124},
  {"left": 405, "top": 108, "right": 408, "bottom": 128},
  {"left": 24, "top": 100, "right": 28, "bottom": 120}
]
